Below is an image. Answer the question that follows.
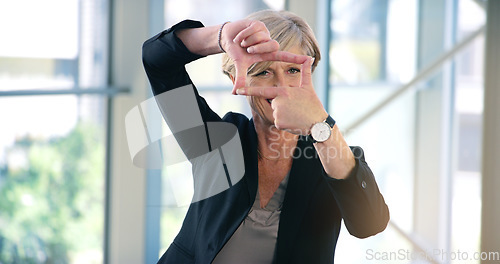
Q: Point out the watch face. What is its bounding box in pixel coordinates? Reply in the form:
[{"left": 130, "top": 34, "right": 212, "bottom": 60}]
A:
[{"left": 311, "top": 122, "right": 331, "bottom": 142}]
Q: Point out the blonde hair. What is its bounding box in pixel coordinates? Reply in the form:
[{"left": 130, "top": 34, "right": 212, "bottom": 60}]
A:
[{"left": 222, "top": 10, "right": 321, "bottom": 78}]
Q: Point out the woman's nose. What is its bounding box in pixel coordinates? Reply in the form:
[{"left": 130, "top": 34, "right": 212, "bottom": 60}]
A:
[{"left": 273, "top": 73, "right": 286, "bottom": 87}]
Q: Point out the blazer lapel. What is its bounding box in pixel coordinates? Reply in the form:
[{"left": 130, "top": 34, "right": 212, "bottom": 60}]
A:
[
  {"left": 214, "top": 119, "right": 259, "bottom": 260},
  {"left": 244, "top": 119, "right": 258, "bottom": 205},
  {"left": 275, "top": 136, "right": 324, "bottom": 263}
]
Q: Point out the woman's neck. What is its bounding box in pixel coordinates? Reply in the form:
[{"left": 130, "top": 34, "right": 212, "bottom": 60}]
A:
[{"left": 253, "top": 114, "right": 298, "bottom": 161}]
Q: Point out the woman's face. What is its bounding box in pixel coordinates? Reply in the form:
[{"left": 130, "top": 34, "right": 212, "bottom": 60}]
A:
[{"left": 244, "top": 45, "right": 305, "bottom": 125}]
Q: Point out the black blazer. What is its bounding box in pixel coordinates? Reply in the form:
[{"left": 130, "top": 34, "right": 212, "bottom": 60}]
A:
[{"left": 142, "top": 20, "right": 390, "bottom": 264}]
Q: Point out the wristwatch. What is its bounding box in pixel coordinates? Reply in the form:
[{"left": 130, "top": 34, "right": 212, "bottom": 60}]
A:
[{"left": 309, "top": 115, "right": 336, "bottom": 143}]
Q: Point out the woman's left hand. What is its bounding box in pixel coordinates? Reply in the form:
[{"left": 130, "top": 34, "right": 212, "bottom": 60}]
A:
[{"left": 236, "top": 55, "right": 328, "bottom": 135}]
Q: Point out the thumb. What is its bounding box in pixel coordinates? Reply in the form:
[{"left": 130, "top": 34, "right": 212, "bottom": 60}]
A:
[{"left": 232, "top": 62, "right": 248, "bottom": 94}]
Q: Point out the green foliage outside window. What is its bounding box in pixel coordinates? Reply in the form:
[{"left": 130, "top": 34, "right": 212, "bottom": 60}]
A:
[{"left": 0, "top": 123, "right": 105, "bottom": 264}]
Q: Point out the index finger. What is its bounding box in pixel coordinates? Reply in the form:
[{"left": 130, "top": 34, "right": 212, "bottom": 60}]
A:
[
  {"left": 300, "top": 57, "right": 314, "bottom": 87},
  {"left": 236, "top": 86, "right": 281, "bottom": 99},
  {"left": 257, "top": 51, "right": 310, "bottom": 65}
]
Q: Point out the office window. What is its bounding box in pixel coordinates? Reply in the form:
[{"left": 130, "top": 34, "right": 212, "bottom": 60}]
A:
[
  {"left": 329, "top": 0, "right": 486, "bottom": 263},
  {"left": 451, "top": 0, "right": 485, "bottom": 259},
  {"left": 0, "top": 0, "right": 109, "bottom": 263},
  {"left": 329, "top": 0, "right": 416, "bottom": 85},
  {"left": 328, "top": 1, "right": 418, "bottom": 262}
]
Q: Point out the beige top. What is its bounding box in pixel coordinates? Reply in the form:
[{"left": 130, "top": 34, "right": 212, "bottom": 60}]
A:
[{"left": 213, "top": 173, "right": 290, "bottom": 263}]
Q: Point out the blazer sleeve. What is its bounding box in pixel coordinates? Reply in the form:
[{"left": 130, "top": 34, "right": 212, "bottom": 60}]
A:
[
  {"left": 142, "top": 19, "right": 222, "bottom": 124},
  {"left": 325, "top": 146, "right": 390, "bottom": 238},
  {"left": 142, "top": 20, "right": 230, "bottom": 159}
]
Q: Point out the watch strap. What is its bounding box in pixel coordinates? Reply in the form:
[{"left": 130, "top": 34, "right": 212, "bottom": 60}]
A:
[{"left": 324, "top": 115, "right": 336, "bottom": 129}]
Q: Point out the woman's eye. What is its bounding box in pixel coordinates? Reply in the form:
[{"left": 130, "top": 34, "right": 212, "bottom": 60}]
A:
[
  {"left": 288, "top": 68, "right": 300, "bottom": 74},
  {"left": 255, "top": 70, "right": 270, "bottom": 77}
]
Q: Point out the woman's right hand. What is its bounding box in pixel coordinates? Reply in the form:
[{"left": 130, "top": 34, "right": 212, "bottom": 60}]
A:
[{"left": 219, "top": 20, "right": 281, "bottom": 94}]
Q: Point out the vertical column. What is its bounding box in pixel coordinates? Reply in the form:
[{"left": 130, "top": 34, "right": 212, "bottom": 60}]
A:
[
  {"left": 480, "top": 1, "right": 500, "bottom": 263},
  {"left": 108, "top": 0, "right": 149, "bottom": 263},
  {"left": 413, "top": 0, "right": 454, "bottom": 256},
  {"left": 144, "top": 0, "right": 164, "bottom": 263}
]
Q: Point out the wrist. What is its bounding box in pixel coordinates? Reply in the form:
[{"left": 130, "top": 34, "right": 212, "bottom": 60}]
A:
[
  {"left": 218, "top": 21, "right": 230, "bottom": 53},
  {"left": 175, "top": 25, "right": 222, "bottom": 56}
]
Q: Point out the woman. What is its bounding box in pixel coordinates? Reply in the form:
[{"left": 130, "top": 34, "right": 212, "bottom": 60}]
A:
[{"left": 142, "top": 9, "right": 389, "bottom": 264}]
